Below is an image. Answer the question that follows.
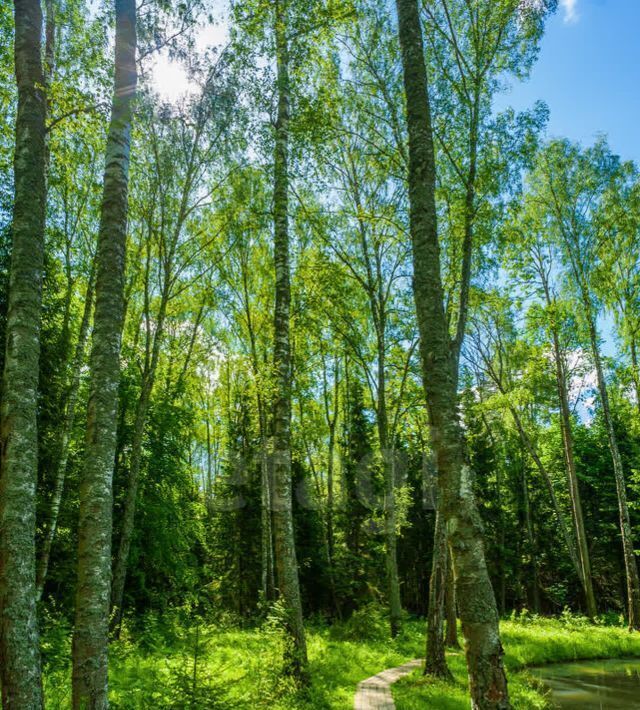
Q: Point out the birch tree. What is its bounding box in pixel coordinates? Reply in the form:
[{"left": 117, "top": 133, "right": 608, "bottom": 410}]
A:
[
  {"left": 529, "top": 138, "right": 640, "bottom": 630},
  {"left": 270, "top": 0, "right": 309, "bottom": 678},
  {"left": 0, "top": 0, "right": 47, "bottom": 705},
  {"left": 395, "top": 0, "right": 511, "bottom": 704},
  {"left": 71, "top": 0, "right": 137, "bottom": 704}
]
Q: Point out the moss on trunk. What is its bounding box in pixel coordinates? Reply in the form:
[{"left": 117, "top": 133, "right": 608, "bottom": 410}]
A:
[
  {"left": 0, "top": 0, "right": 47, "bottom": 706},
  {"left": 71, "top": 1, "right": 137, "bottom": 706},
  {"left": 394, "top": 0, "right": 511, "bottom": 706}
]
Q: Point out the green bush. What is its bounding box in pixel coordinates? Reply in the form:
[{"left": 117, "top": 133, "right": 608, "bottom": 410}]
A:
[{"left": 329, "top": 603, "right": 390, "bottom": 641}]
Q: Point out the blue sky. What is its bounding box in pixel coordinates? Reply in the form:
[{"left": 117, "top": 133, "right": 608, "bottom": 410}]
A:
[
  {"left": 156, "top": 0, "right": 640, "bottom": 166},
  {"left": 494, "top": 0, "right": 640, "bottom": 367},
  {"left": 495, "top": 0, "right": 640, "bottom": 163}
]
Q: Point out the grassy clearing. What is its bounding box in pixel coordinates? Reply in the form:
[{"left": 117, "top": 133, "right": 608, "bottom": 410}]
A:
[
  {"left": 394, "top": 612, "right": 640, "bottom": 709},
  {"left": 41, "top": 605, "right": 426, "bottom": 709},
  {"left": 41, "top": 609, "right": 640, "bottom": 708}
]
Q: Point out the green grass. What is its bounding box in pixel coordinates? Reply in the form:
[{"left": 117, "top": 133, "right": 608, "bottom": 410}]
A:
[
  {"left": 42, "top": 606, "right": 426, "bottom": 709},
  {"left": 41, "top": 609, "right": 640, "bottom": 709},
  {"left": 394, "top": 613, "right": 640, "bottom": 709}
]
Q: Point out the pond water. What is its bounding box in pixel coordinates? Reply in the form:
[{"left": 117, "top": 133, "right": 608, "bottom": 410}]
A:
[{"left": 533, "top": 658, "right": 640, "bottom": 708}]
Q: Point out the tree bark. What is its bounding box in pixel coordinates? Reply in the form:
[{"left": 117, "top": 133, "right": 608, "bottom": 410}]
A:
[
  {"left": 271, "top": 0, "right": 308, "bottom": 679},
  {"left": 428, "top": 32, "right": 481, "bottom": 677},
  {"left": 444, "top": 550, "right": 459, "bottom": 647},
  {"left": 495, "top": 434, "right": 507, "bottom": 616},
  {"left": 71, "top": 1, "right": 136, "bottom": 706},
  {"left": 395, "top": 1, "right": 511, "bottom": 706},
  {"left": 0, "top": 0, "right": 47, "bottom": 706},
  {"left": 425, "top": 509, "right": 451, "bottom": 678},
  {"left": 36, "top": 270, "right": 95, "bottom": 600}
]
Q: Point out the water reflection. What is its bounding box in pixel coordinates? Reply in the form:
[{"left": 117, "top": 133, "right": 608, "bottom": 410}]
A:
[{"left": 534, "top": 658, "right": 640, "bottom": 709}]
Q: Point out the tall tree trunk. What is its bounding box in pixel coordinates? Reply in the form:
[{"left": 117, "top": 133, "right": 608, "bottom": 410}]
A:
[
  {"left": 240, "top": 258, "right": 275, "bottom": 602},
  {"left": 585, "top": 307, "right": 640, "bottom": 630},
  {"left": 551, "top": 328, "right": 597, "bottom": 618},
  {"left": 260, "top": 418, "right": 275, "bottom": 602},
  {"left": 0, "top": 0, "right": 47, "bottom": 706},
  {"left": 71, "top": 1, "right": 136, "bottom": 706},
  {"left": 271, "top": 0, "right": 308, "bottom": 679},
  {"left": 36, "top": 270, "right": 95, "bottom": 600},
  {"left": 110, "top": 294, "right": 168, "bottom": 635},
  {"left": 377, "top": 336, "right": 403, "bottom": 637},
  {"left": 395, "top": 1, "right": 510, "bottom": 706},
  {"left": 327, "top": 423, "right": 336, "bottom": 568},
  {"left": 254, "top": 378, "right": 276, "bottom": 605},
  {"left": 322, "top": 355, "right": 341, "bottom": 618},
  {"left": 428, "top": 42, "right": 480, "bottom": 679},
  {"left": 495, "top": 446, "right": 507, "bottom": 616},
  {"left": 507, "top": 402, "right": 582, "bottom": 581},
  {"left": 480, "top": 412, "right": 507, "bottom": 615},
  {"left": 478, "top": 348, "right": 583, "bottom": 584},
  {"left": 425, "top": 508, "right": 451, "bottom": 678},
  {"left": 520, "top": 458, "right": 540, "bottom": 614},
  {"left": 539, "top": 274, "right": 597, "bottom": 617}
]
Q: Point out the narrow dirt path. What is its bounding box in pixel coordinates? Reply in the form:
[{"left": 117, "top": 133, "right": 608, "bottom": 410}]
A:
[{"left": 353, "top": 658, "right": 423, "bottom": 709}]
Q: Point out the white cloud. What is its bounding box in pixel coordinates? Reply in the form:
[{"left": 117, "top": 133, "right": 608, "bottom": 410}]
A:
[{"left": 560, "top": 0, "right": 580, "bottom": 24}]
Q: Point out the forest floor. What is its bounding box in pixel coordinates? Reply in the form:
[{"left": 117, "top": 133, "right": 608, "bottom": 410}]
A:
[{"left": 39, "top": 608, "right": 640, "bottom": 709}]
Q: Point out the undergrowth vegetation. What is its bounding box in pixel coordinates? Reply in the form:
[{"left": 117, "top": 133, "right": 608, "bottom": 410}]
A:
[
  {"left": 41, "top": 604, "right": 425, "bottom": 709},
  {"left": 39, "top": 607, "right": 640, "bottom": 709}
]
